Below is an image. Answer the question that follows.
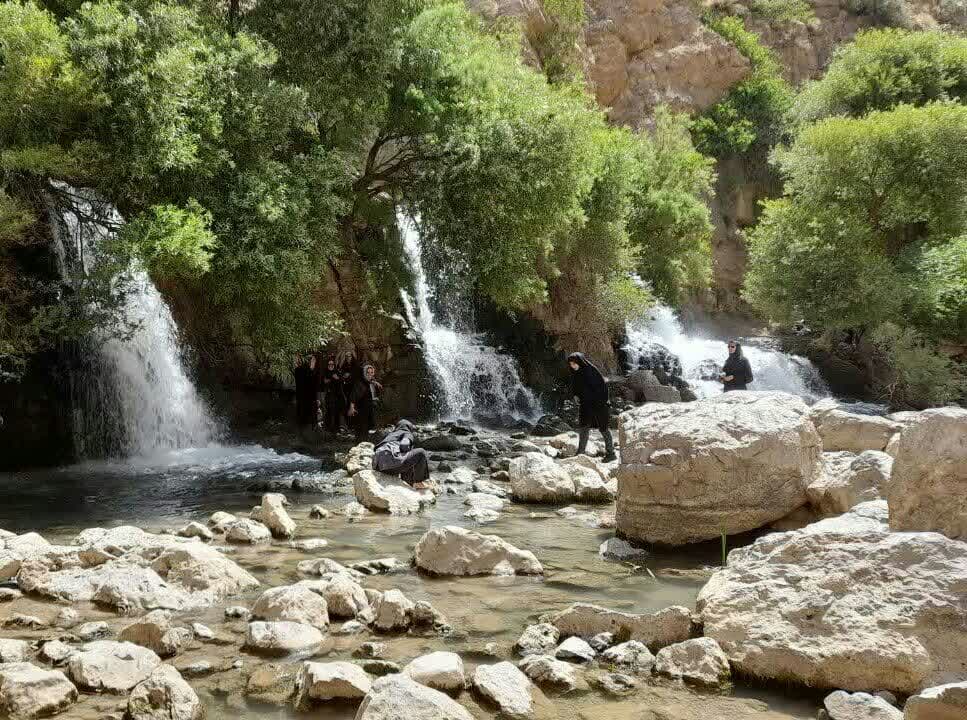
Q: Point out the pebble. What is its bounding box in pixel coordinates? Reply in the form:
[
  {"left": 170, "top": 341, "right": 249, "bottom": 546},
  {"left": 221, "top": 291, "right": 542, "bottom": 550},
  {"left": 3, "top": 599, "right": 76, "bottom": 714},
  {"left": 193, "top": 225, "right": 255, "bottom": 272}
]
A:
[
  {"left": 75, "top": 621, "right": 110, "bottom": 640},
  {"left": 192, "top": 623, "right": 215, "bottom": 640},
  {"left": 593, "top": 672, "right": 638, "bottom": 697}
]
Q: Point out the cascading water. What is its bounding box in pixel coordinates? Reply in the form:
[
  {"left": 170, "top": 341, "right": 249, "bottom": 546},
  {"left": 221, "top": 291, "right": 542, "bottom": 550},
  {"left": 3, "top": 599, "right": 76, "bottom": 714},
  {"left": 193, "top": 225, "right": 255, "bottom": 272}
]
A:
[
  {"left": 398, "top": 213, "right": 542, "bottom": 423},
  {"left": 625, "top": 305, "right": 829, "bottom": 401},
  {"left": 49, "top": 184, "right": 221, "bottom": 459}
]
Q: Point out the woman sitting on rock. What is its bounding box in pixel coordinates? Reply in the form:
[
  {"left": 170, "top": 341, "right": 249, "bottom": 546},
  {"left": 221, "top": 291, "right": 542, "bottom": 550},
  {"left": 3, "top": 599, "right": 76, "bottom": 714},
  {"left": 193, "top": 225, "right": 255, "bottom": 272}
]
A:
[
  {"left": 720, "top": 340, "right": 754, "bottom": 392},
  {"left": 372, "top": 419, "right": 431, "bottom": 489},
  {"left": 568, "top": 352, "right": 617, "bottom": 462}
]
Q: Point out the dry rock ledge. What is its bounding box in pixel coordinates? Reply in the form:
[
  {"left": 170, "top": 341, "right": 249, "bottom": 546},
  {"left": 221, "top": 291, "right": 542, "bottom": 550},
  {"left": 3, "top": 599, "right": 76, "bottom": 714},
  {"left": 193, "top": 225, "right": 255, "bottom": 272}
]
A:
[{"left": 616, "top": 392, "right": 821, "bottom": 545}]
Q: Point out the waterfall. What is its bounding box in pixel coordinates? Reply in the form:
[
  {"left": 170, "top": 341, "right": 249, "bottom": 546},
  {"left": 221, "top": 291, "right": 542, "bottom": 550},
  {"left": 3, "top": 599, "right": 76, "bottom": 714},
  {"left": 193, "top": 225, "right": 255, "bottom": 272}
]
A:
[
  {"left": 48, "top": 184, "right": 221, "bottom": 459},
  {"left": 625, "top": 305, "right": 829, "bottom": 401},
  {"left": 398, "top": 213, "right": 542, "bottom": 423}
]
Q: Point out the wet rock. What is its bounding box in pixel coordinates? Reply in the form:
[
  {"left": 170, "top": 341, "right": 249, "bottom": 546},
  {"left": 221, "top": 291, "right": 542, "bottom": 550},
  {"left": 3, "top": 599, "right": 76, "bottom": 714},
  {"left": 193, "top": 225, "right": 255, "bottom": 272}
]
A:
[
  {"left": 251, "top": 585, "right": 330, "bottom": 630},
  {"left": 0, "top": 588, "right": 21, "bottom": 602},
  {"left": 127, "top": 664, "right": 202, "bottom": 720},
  {"left": 509, "top": 453, "right": 612, "bottom": 503},
  {"left": 555, "top": 636, "right": 595, "bottom": 664},
  {"left": 2, "top": 614, "right": 44, "bottom": 629},
  {"left": 52, "top": 608, "right": 77, "bottom": 629},
  {"left": 224, "top": 519, "right": 272, "bottom": 544},
  {"left": 287, "top": 538, "right": 329, "bottom": 551},
  {"left": 333, "top": 621, "right": 367, "bottom": 636},
  {"left": 822, "top": 690, "right": 901, "bottom": 720},
  {"left": 345, "top": 442, "right": 375, "bottom": 475},
  {"left": 599, "top": 537, "right": 648, "bottom": 560},
  {"left": 243, "top": 621, "right": 324, "bottom": 657},
  {"left": 175, "top": 522, "right": 213, "bottom": 542},
  {"left": 294, "top": 661, "right": 372, "bottom": 707},
  {"left": 372, "top": 588, "right": 414, "bottom": 631},
  {"left": 356, "top": 674, "right": 473, "bottom": 720},
  {"left": 446, "top": 468, "right": 476, "bottom": 485},
  {"left": 887, "top": 407, "right": 967, "bottom": 539},
  {"left": 67, "top": 641, "right": 162, "bottom": 693},
  {"left": 354, "top": 642, "right": 385, "bottom": 659},
  {"left": 309, "top": 505, "right": 330, "bottom": 520},
  {"left": 179, "top": 661, "right": 213, "bottom": 678},
  {"left": 224, "top": 606, "right": 250, "bottom": 620},
  {"left": 589, "top": 633, "right": 614, "bottom": 652},
  {"left": 404, "top": 651, "right": 466, "bottom": 692},
  {"left": 808, "top": 451, "right": 891, "bottom": 517},
  {"left": 905, "top": 681, "right": 967, "bottom": 720},
  {"left": 0, "top": 663, "right": 78, "bottom": 719},
  {"left": 514, "top": 624, "right": 560, "bottom": 657},
  {"left": 418, "top": 435, "right": 464, "bottom": 452},
  {"left": 654, "top": 638, "right": 730, "bottom": 687},
  {"left": 75, "top": 621, "right": 110, "bottom": 641},
  {"left": 354, "top": 470, "right": 432, "bottom": 515},
  {"left": 464, "top": 508, "right": 500, "bottom": 523},
  {"left": 342, "top": 501, "right": 370, "bottom": 518},
  {"left": 414, "top": 526, "right": 543, "bottom": 577},
  {"left": 601, "top": 641, "right": 655, "bottom": 674},
  {"left": 809, "top": 400, "right": 901, "bottom": 453},
  {"left": 207, "top": 512, "right": 236, "bottom": 531},
  {"left": 472, "top": 661, "right": 539, "bottom": 719},
  {"left": 119, "top": 610, "right": 192, "bottom": 657},
  {"left": 591, "top": 672, "right": 637, "bottom": 697},
  {"left": 147, "top": 543, "right": 260, "bottom": 603},
  {"left": 348, "top": 558, "right": 406, "bottom": 576},
  {"left": 298, "top": 573, "right": 369, "bottom": 619},
  {"left": 39, "top": 641, "right": 73, "bottom": 666},
  {"left": 517, "top": 655, "right": 577, "bottom": 691},
  {"left": 260, "top": 493, "right": 297, "bottom": 539},
  {"left": 358, "top": 660, "right": 400, "bottom": 676},
  {"left": 532, "top": 415, "right": 570, "bottom": 437},
  {"left": 617, "top": 392, "right": 820, "bottom": 545},
  {"left": 546, "top": 603, "right": 691, "bottom": 650},
  {"left": 412, "top": 601, "right": 449, "bottom": 632},
  {"left": 696, "top": 501, "right": 967, "bottom": 694},
  {"left": 244, "top": 662, "right": 296, "bottom": 703},
  {"left": 472, "top": 479, "right": 508, "bottom": 497},
  {"left": 0, "top": 639, "right": 31, "bottom": 663},
  {"left": 464, "top": 493, "right": 505, "bottom": 512}
]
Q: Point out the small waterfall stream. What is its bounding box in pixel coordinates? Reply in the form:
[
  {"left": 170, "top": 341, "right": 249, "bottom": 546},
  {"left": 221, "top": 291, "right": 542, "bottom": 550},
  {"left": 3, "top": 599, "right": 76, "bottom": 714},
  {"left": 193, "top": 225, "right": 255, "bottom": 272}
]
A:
[
  {"left": 625, "top": 305, "right": 829, "bottom": 401},
  {"left": 398, "top": 213, "right": 542, "bottom": 423},
  {"left": 49, "top": 184, "right": 221, "bottom": 459}
]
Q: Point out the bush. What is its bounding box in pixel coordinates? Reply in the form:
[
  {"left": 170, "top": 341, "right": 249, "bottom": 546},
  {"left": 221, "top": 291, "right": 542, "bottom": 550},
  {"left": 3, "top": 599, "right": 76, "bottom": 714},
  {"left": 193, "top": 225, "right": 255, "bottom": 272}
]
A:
[
  {"left": 905, "top": 236, "right": 967, "bottom": 342},
  {"left": 871, "top": 322, "right": 965, "bottom": 408},
  {"left": 749, "top": 0, "right": 815, "bottom": 23},
  {"left": 844, "top": 0, "right": 911, "bottom": 28}
]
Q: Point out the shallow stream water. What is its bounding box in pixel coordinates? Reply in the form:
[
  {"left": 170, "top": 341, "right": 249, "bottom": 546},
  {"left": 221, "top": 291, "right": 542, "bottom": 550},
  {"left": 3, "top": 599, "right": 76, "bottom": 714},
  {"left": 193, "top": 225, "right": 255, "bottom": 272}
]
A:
[{"left": 0, "top": 443, "right": 819, "bottom": 720}]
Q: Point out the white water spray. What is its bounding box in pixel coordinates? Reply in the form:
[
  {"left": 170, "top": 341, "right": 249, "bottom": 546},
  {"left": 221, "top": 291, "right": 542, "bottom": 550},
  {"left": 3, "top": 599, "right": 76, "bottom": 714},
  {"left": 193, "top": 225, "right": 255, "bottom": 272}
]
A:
[
  {"left": 625, "top": 305, "right": 829, "bottom": 401},
  {"left": 398, "top": 213, "right": 541, "bottom": 423},
  {"left": 49, "top": 184, "right": 221, "bottom": 459}
]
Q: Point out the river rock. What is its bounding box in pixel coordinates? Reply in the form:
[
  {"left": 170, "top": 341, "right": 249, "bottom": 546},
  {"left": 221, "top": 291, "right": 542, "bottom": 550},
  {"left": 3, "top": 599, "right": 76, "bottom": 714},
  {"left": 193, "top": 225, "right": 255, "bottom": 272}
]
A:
[
  {"left": 696, "top": 501, "right": 967, "bottom": 694},
  {"left": 356, "top": 674, "right": 473, "bottom": 720},
  {"left": 654, "top": 638, "right": 731, "bottom": 687},
  {"left": 354, "top": 470, "right": 431, "bottom": 515},
  {"left": 555, "top": 636, "right": 595, "bottom": 664},
  {"left": 244, "top": 621, "right": 324, "bottom": 657},
  {"left": 592, "top": 671, "right": 637, "bottom": 697},
  {"left": 0, "top": 639, "right": 31, "bottom": 663},
  {"left": 67, "top": 641, "right": 162, "bottom": 693},
  {"left": 413, "top": 526, "right": 543, "bottom": 576},
  {"left": 372, "top": 589, "right": 414, "bottom": 631},
  {"left": 616, "top": 392, "right": 821, "bottom": 545},
  {"left": 404, "top": 651, "right": 466, "bottom": 692},
  {"left": 298, "top": 573, "right": 369, "bottom": 619},
  {"left": 823, "top": 690, "right": 901, "bottom": 720},
  {"left": 252, "top": 584, "right": 330, "bottom": 630},
  {"left": 601, "top": 641, "right": 655, "bottom": 673},
  {"left": 0, "top": 663, "right": 78, "bottom": 719},
  {"left": 809, "top": 400, "right": 901, "bottom": 453},
  {"left": 464, "top": 493, "right": 505, "bottom": 512},
  {"left": 294, "top": 661, "right": 372, "bottom": 706},
  {"left": 904, "top": 681, "right": 967, "bottom": 720},
  {"left": 207, "top": 512, "right": 236, "bottom": 531},
  {"left": 446, "top": 468, "right": 476, "bottom": 485},
  {"left": 39, "top": 641, "right": 73, "bottom": 666},
  {"left": 472, "top": 479, "right": 508, "bottom": 497},
  {"left": 148, "top": 543, "right": 260, "bottom": 601},
  {"left": 515, "top": 624, "right": 560, "bottom": 657},
  {"left": 345, "top": 442, "right": 375, "bottom": 475},
  {"left": 472, "top": 661, "right": 539, "bottom": 719},
  {"left": 509, "top": 452, "right": 612, "bottom": 503},
  {"left": 119, "top": 610, "right": 192, "bottom": 657},
  {"left": 175, "top": 522, "right": 212, "bottom": 542},
  {"left": 75, "top": 621, "right": 110, "bottom": 640},
  {"left": 886, "top": 408, "right": 967, "bottom": 539},
  {"left": 464, "top": 507, "right": 500, "bottom": 523},
  {"left": 546, "top": 603, "right": 691, "bottom": 650},
  {"left": 517, "top": 655, "right": 578, "bottom": 691},
  {"left": 808, "top": 451, "right": 892, "bottom": 516},
  {"left": 309, "top": 505, "right": 330, "bottom": 519},
  {"left": 260, "top": 493, "right": 297, "bottom": 539},
  {"left": 224, "top": 519, "right": 272, "bottom": 544},
  {"left": 127, "top": 664, "right": 202, "bottom": 720},
  {"left": 532, "top": 414, "right": 570, "bottom": 437}
]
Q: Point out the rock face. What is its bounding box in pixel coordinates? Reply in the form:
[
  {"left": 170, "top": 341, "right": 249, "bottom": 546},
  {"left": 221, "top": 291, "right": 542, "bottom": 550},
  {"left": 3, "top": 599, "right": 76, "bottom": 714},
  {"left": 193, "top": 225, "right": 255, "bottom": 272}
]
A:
[
  {"left": 617, "top": 392, "right": 821, "bottom": 545},
  {"left": 413, "top": 526, "right": 543, "bottom": 576},
  {"left": 696, "top": 502, "right": 967, "bottom": 694},
  {"left": 0, "top": 663, "right": 78, "bottom": 719},
  {"left": 509, "top": 453, "right": 613, "bottom": 503},
  {"left": 905, "top": 682, "right": 967, "bottom": 720},
  {"left": 546, "top": 603, "right": 691, "bottom": 650},
  {"left": 809, "top": 399, "right": 902, "bottom": 453},
  {"left": 356, "top": 674, "right": 473, "bottom": 720},
  {"left": 808, "top": 450, "right": 892, "bottom": 516},
  {"left": 654, "top": 638, "right": 731, "bottom": 688},
  {"left": 67, "top": 641, "right": 162, "bottom": 693},
  {"left": 127, "top": 665, "right": 202, "bottom": 720},
  {"left": 886, "top": 408, "right": 967, "bottom": 539}
]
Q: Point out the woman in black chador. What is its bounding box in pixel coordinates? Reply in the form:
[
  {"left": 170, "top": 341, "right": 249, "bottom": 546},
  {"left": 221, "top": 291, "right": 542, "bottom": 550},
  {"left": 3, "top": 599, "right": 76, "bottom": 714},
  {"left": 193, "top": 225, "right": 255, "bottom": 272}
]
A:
[
  {"left": 720, "top": 340, "right": 754, "bottom": 391},
  {"left": 321, "top": 357, "right": 346, "bottom": 435},
  {"left": 372, "top": 419, "right": 431, "bottom": 489},
  {"left": 348, "top": 364, "right": 382, "bottom": 441},
  {"left": 567, "top": 352, "right": 616, "bottom": 462},
  {"left": 292, "top": 353, "right": 318, "bottom": 429}
]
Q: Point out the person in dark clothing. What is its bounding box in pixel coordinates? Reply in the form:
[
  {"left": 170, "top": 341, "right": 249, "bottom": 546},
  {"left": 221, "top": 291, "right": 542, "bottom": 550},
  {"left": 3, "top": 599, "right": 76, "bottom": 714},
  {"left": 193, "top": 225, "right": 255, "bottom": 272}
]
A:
[
  {"left": 292, "top": 353, "right": 319, "bottom": 428},
  {"left": 720, "top": 340, "right": 754, "bottom": 391},
  {"left": 321, "top": 357, "right": 346, "bottom": 435},
  {"left": 349, "top": 363, "right": 382, "bottom": 441},
  {"left": 372, "top": 419, "right": 431, "bottom": 489},
  {"left": 568, "top": 352, "right": 617, "bottom": 462}
]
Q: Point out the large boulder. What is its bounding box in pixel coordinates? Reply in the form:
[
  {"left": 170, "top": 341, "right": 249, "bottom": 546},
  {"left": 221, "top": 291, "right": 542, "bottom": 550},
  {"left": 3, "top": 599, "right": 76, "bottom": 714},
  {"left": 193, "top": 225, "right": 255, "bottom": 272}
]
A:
[
  {"left": 809, "top": 399, "right": 901, "bottom": 453},
  {"left": 356, "top": 674, "right": 473, "bottom": 720},
  {"left": 252, "top": 585, "right": 330, "bottom": 630},
  {"left": 413, "top": 526, "right": 542, "bottom": 577},
  {"left": 260, "top": 493, "right": 297, "bottom": 539},
  {"left": 616, "top": 392, "right": 821, "bottom": 545},
  {"left": 905, "top": 681, "right": 967, "bottom": 720},
  {"left": 886, "top": 408, "right": 967, "bottom": 540},
  {"left": 807, "top": 451, "right": 892, "bottom": 517},
  {"left": 696, "top": 502, "right": 967, "bottom": 694},
  {"left": 545, "top": 603, "right": 691, "bottom": 650},
  {"left": 354, "top": 470, "right": 432, "bottom": 515},
  {"left": 0, "top": 663, "right": 77, "bottom": 719},
  {"left": 509, "top": 453, "right": 613, "bottom": 504},
  {"left": 67, "top": 641, "right": 162, "bottom": 693},
  {"left": 127, "top": 664, "right": 202, "bottom": 720}
]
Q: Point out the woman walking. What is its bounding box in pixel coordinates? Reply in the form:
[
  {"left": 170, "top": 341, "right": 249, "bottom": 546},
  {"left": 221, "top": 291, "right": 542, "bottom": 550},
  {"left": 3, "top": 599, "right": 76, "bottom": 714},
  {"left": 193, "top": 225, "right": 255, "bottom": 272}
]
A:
[{"left": 568, "top": 352, "right": 616, "bottom": 462}]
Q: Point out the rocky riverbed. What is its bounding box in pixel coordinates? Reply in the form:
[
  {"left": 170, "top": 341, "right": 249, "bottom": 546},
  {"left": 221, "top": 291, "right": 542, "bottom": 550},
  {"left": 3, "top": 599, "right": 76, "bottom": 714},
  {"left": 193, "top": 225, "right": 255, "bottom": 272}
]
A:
[{"left": 1, "top": 392, "right": 965, "bottom": 720}]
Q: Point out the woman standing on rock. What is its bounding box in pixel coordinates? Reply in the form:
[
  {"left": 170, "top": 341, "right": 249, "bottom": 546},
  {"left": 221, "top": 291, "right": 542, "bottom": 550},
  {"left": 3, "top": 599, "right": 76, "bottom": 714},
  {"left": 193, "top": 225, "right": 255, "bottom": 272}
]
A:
[
  {"left": 349, "top": 364, "right": 382, "bottom": 441},
  {"left": 568, "top": 352, "right": 616, "bottom": 462},
  {"left": 720, "top": 340, "right": 753, "bottom": 391}
]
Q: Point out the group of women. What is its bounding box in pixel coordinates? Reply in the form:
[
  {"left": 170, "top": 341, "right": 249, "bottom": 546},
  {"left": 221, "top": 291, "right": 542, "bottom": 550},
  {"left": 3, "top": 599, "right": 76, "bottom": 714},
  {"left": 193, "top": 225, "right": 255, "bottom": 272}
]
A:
[{"left": 291, "top": 354, "right": 384, "bottom": 441}]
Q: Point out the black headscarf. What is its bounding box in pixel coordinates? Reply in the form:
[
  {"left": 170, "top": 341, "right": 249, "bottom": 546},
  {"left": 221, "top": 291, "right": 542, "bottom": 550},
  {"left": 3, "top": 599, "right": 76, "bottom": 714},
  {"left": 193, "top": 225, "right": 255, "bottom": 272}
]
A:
[
  {"left": 723, "top": 341, "right": 753, "bottom": 389},
  {"left": 568, "top": 352, "right": 608, "bottom": 408}
]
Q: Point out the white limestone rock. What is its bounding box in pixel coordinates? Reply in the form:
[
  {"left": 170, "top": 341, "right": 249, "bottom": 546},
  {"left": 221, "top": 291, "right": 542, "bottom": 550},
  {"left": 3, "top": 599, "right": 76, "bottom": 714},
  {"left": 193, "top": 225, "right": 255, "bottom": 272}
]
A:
[
  {"left": 119, "top": 610, "right": 192, "bottom": 657},
  {"left": 823, "top": 690, "right": 901, "bottom": 720},
  {"left": 0, "top": 639, "right": 31, "bottom": 664},
  {"left": 509, "top": 452, "right": 613, "bottom": 504},
  {"left": 67, "top": 641, "right": 162, "bottom": 693},
  {"left": 251, "top": 584, "right": 330, "bottom": 630},
  {"left": 904, "top": 681, "right": 967, "bottom": 720},
  {"left": 514, "top": 624, "right": 560, "bottom": 657},
  {"left": 356, "top": 674, "right": 473, "bottom": 720},
  {"left": 809, "top": 399, "right": 901, "bottom": 453},
  {"left": 546, "top": 603, "right": 691, "bottom": 650},
  {"left": 601, "top": 641, "right": 656, "bottom": 674},
  {"left": 127, "top": 664, "right": 202, "bottom": 720},
  {"left": 517, "top": 655, "right": 578, "bottom": 691},
  {"left": 354, "top": 470, "right": 431, "bottom": 515},
  {"left": 373, "top": 589, "right": 414, "bottom": 632},
  {"left": 295, "top": 661, "right": 372, "bottom": 706},
  {"left": 244, "top": 621, "right": 324, "bottom": 657},
  {"left": 175, "top": 522, "right": 213, "bottom": 542},
  {"left": 472, "top": 661, "right": 539, "bottom": 720},
  {"left": 404, "top": 651, "right": 466, "bottom": 692},
  {"left": 413, "top": 526, "right": 542, "bottom": 577},
  {"left": 654, "top": 638, "right": 731, "bottom": 687},
  {"left": 808, "top": 451, "right": 892, "bottom": 516},
  {"left": 0, "top": 663, "right": 78, "bottom": 719},
  {"left": 554, "top": 636, "right": 595, "bottom": 664},
  {"left": 224, "top": 518, "right": 272, "bottom": 544}
]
